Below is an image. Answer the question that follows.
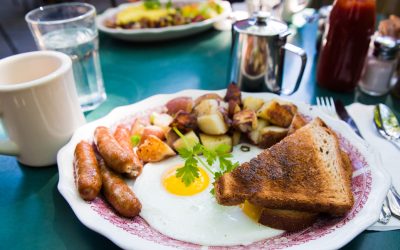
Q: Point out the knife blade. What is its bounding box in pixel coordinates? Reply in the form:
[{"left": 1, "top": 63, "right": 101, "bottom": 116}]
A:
[{"left": 334, "top": 100, "right": 364, "bottom": 139}]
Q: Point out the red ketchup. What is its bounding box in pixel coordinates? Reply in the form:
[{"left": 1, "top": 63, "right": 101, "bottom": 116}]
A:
[{"left": 317, "top": 0, "right": 376, "bottom": 92}]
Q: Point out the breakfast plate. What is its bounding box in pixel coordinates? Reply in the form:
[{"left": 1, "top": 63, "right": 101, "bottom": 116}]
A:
[
  {"left": 96, "top": 0, "right": 231, "bottom": 42},
  {"left": 57, "top": 89, "right": 390, "bottom": 249}
]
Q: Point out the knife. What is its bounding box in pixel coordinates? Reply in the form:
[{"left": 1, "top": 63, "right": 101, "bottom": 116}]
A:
[{"left": 334, "top": 100, "right": 364, "bottom": 139}]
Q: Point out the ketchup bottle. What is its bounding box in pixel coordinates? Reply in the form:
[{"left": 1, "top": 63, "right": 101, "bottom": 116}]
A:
[{"left": 317, "top": 0, "right": 376, "bottom": 92}]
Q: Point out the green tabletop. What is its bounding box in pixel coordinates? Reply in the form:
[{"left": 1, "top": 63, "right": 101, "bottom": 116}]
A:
[{"left": 1, "top": 21, "right": 399, "bottom": 249}]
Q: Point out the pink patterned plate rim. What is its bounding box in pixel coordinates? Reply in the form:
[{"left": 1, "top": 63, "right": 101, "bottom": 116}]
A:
[{"left": 57, "top": 89, "right": 391, "bottom": 250}]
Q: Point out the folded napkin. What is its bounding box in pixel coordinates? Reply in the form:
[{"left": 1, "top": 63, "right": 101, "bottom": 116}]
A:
[{"left": 346, "top": 103, "right": 400, "bottom": 231}]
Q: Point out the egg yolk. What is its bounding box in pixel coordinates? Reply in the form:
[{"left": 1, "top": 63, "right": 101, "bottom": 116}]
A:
[
  {"left": 162, "top": 165, "right": 210, "bottom": 196},
  {"left": 240, "top": 200, "right": 263, "bottom": 222}
]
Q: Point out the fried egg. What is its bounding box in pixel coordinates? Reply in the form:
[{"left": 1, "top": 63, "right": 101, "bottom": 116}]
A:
[{"left": 133, "top": 144, "right": 283, "bottom": 246}]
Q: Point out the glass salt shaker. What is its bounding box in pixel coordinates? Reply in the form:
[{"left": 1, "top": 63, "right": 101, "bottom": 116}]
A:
[{"left": 359, "top": 36, "right": 399, "bottom": 96}]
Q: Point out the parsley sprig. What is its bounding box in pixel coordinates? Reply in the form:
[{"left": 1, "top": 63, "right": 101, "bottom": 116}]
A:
[{"left": 173, "top": 127, "right": 239, "bottom": 194}]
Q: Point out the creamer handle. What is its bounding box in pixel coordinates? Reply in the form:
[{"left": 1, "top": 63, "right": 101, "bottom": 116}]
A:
[{"left": 281, "top": 43, "right": 307, "bottom": 95}]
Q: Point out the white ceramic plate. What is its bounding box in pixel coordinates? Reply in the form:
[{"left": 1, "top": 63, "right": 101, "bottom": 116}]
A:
[
  {"left": 96, "top": 0, "right": 231, "bottom": 42},
  {"left": 57, "top": 89, "right": 390, "bottom": 250}
]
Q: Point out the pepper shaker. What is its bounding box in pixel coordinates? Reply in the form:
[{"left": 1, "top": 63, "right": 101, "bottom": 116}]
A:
[{"left": 358, "top": 36, "right": 399, "bottom": 96}]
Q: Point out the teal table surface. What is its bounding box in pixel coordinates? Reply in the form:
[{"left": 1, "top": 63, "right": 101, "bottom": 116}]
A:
[{"left": 1, "top": 22, "right": 400, "bottom": 249}]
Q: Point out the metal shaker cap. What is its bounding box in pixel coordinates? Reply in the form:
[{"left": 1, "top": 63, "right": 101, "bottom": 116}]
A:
[
  {"left": 233, "top": 11, "right": 288, "bottom": 37},
  {"left": 373, "top": 36, "right": 399, "bottom": 60}
]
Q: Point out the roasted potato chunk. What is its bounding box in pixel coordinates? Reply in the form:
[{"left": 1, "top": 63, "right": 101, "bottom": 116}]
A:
[
  {"left": 171, "top": 111, "right": 197, "bottom": 132},
  {"left": 165, "top": 128, "right": 179, "bottom": 147},
  {"left": 200, "top": 134, "right": 232, "bottom": 153},
  {"left": 258, "top": 126, "right": 288, "bottom": 148},
  {"left": 257, "top": 100, "right": 296, "bottom": 127},
  {"left": 248, "top": 119, "right": 269, "bottom": 144},
  {"left": 232, "top": 110, "right": 258, "bottom": 133},
  {"left": 194, "top": 93, "right": 223, "bottom": 106},
  {"left": 197, "top": 113, "right": 229, "bottom": 135},
  {"left": 232, "top": 131, "right": 241, "bottom": 146},
  {"left": 141, "top": 125, "right": 165, "bottom": 143},
  {"left": 287, "top": 113, "right": 308, "bottom": 135},
  {"left": 150, "top": 112, "right": 173, "bottom": 128},
  {"left": 172, "top": 130, "right": 200, "bottom": 151},
  {"left": 137, "top": 135, "right": 175, "bottom": 162},
  {"left": 243, "top": 96, "right": 265, "bottom": 112},
  {"left": 166, "top": 97, "right": 194, "bottom": 115},
  {"left": 224, "top": 82, "right": 241, "bottom": 104},
  {"left": 194, "top": 99, "right": 220, "bottom": 116}
]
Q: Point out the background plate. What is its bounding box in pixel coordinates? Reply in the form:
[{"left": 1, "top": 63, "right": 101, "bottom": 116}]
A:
[{"left": 96, "top": 0, "right": 231, "bottom": 42}]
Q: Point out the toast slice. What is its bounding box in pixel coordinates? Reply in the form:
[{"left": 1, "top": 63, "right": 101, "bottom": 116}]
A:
[
  {"left": 215, "top": 118, "right": 354, "bottom": 216},
  {"left": 255, "top": 148, "right": 354, "bottom": 231},
  {"left": 258, "top": 208, "right": 319, "bottom": 231}
]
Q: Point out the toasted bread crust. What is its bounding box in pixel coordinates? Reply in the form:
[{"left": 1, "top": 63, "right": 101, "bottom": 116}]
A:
[
  {"left": 215, "top": 118, "right": 354, "bottom": 216},
  {"left": 258, "top": 208, "right": 319, "bottom": 231}
]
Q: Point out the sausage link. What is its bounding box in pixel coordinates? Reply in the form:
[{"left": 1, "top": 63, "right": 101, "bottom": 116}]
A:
[
  {"left": 100, "top": 160, "right": 142, "bottom": 218},
  {"left": 73, "top": 141, "right": 102, "bottom": 201},
  {"left": 114, "top": 125, "right": 143, "bottom": 178},
  {"left": 94, "top": 126, "right": 134, "bottom": 175}
]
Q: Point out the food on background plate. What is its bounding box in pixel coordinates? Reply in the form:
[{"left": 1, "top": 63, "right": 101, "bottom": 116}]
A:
[
  {"left": 104, "top": 0, "right": 223, "bottom": 29},
  {"left": 72, "top": 84, "right": 355, "bottom": 244}
]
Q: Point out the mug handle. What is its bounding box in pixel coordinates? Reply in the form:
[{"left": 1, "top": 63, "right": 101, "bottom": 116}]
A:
[
  {"left": 0, "top": 104, "right": 20, "bottom": 156},
  {"left": 280, "top": 43, "right": 307, "bottom": 95}
]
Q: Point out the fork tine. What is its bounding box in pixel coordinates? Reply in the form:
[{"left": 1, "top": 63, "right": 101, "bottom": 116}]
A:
[
  {"left": 329, "top": 97, "right": 336, "bottom": 114},
  {"left": 316, "top": 97, "right": 321, "bottom": 107}
]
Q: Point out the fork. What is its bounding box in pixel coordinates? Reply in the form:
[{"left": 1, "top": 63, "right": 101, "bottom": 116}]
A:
[{"left": 316, "top": 96, "right": 392, "bottom": 225}]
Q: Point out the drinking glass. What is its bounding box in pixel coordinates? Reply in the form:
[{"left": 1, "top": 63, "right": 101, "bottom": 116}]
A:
[{"left": 26, "top": 3, "right": 106, "bottom": 112}]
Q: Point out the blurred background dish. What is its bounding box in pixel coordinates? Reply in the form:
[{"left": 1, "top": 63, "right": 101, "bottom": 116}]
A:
[{"left": 96, "top": 0, "right": 231, "bottom": 41}]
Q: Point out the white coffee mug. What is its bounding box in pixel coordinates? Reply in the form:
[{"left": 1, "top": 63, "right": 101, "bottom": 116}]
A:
[{"left": 0, "top": 51, "right": 86, "bottom": 166}]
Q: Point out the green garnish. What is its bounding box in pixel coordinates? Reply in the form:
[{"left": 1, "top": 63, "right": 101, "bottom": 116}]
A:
[
  {"left": 131, "top": 135, "right": 141, "bottom": 147},
  {"left": 143, "top": 0, "right": 161, "bottom": 9},
  {"left": 173, "top": 127, "right": 239, "bottom": 195},
  {"left": 166, "top": 0, "right": 172, "bottom": 9}
]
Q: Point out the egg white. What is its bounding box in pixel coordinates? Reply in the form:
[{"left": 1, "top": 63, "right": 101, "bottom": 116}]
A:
[{"left": 133, "top": 144, "right": 283, "bottom": 246}]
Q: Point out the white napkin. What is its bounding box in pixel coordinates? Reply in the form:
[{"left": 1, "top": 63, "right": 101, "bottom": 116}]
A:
[{"left": 346, "top": 103, "right": 400, "bottom": 231}]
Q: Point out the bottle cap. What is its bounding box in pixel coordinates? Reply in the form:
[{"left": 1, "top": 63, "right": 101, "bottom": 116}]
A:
[{"left": 373, "top": 36, "right": 399, "bottom": 60}]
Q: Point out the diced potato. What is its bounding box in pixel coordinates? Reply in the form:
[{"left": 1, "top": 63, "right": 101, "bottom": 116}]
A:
[
  {"left": 228, "top": 99, "right": 241, "bottom": 117},
  {"left": 287, "top": 114, "right": 308, "bottom": 135},
  {"left": 137, "top": 135, "right": 176, "bottom": 162},
  {"left": 130, "top": 120, "right": 145, "bottom": 137},
  {"left": 258, "top": 126, "right": 288, "bottom": 148},
  {"left": 232, "top": 131, "right": 241, "bottom": 146},
  {"left": 276, "top": 100, "right": 298, "bottom": 115},
  {"left": 243, "top": 96, "right": 265, "bottom": 112},
  {"left": 165, "top": 128, "right": 179, "bottom": 147},
  {"left": 232, "top": 110, "right": 258, "bottom": 133},
  {"left": 141, "top": 125, "right": 165, "bottom": 143},
  {"left": 224, "top": 83, "right": 241, "bottom": 104},
  {"left": 257, "top": 100, "right": 295, "bottom": 127},
  {"left": 172, "top": 130, "right": 200, "bottom": 151},
  {"left": 248, "top": 119, "right": 269, "bottom": 144},
  {"left": 166, "top": 97, "right": 194, "bottom": 115},
  {"left": 197, "top": 113, "right": 229, "bottom": 135},
  {"left": 194, "top": 93, "right": 223, "bottom": 106},
  {"left": 150, "top": 112, "right": 173, "bottom": 128},
  {"left": 200, "top": 134, "right": 232, "bottom": 153},
  {"left": 171, "top": 111, "right": 197, "bottom": 132},
  {"left": 194, "top": 99, "right": 220, "bottom": 116}
]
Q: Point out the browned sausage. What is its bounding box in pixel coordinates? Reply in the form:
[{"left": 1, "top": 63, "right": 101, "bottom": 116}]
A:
[
  {"left": 99, "top": 159, "right": 142, "bottom": 218},
  {"left": 114, "top": 125, "right": 143, "bottom": 178},
  {"left": 94, "top": 126, "right": 134, "bottom": 175},
  {"left": 73, "top": 141, "right": 102, "bottom": 201}
]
